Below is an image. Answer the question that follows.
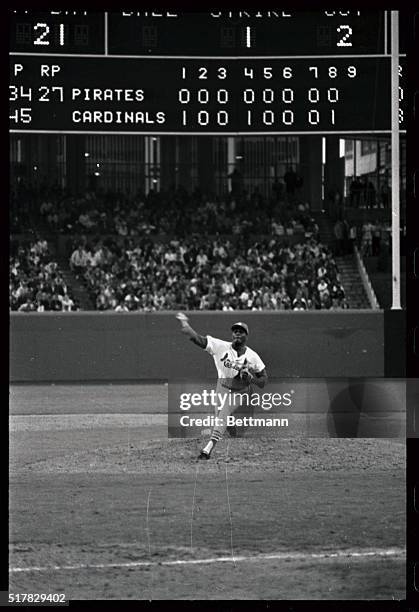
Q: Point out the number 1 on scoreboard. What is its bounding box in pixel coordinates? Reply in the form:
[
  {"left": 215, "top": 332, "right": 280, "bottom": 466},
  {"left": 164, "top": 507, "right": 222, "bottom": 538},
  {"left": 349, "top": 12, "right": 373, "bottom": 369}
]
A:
[{"left": 246, "top": 26, "right": 251, "bottom": 48}]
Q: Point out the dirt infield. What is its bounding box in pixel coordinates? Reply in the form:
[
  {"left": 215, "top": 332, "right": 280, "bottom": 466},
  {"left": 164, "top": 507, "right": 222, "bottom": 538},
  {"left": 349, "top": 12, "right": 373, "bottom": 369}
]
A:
[{"left": 9, "top": 384, "right": 405, "bottom": 600}]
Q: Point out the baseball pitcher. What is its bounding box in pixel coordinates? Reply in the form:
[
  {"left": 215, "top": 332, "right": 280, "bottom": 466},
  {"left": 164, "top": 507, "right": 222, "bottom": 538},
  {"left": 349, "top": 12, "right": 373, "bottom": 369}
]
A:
[{"left": 176, "top": 313, "right": 268, "bottom": 459}]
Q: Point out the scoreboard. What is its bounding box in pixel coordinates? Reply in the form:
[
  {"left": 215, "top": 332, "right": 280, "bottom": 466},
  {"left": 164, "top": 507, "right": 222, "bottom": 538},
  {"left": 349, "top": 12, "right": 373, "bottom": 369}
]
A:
[
  {"left": 9, "top": 10, "right": 406, "bottom": 135},
  {"left": 9, "top": 56, "right": 405, "bottom": 134}
]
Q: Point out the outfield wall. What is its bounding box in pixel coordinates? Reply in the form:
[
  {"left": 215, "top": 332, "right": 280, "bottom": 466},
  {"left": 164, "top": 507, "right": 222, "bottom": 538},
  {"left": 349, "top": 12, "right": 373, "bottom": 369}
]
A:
[{"left": 10, "top": 311, "right": 384, "bottom": 382}]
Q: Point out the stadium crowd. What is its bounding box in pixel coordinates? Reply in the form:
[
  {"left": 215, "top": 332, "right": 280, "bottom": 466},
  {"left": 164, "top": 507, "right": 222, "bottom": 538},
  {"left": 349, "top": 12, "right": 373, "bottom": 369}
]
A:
[
  {"left": 331, "top": 217, "right": 392, "bottom": 258},
  {"left": 34, "top": 185, "right": 319, "bottom": 238},
  {"left": 68, "top": 235, "right": 347, "bottom": 311},
  {"left": 11, "top": 183, "right": 351, "bottom": 312},
  {"left": 10, "top": 239, "right": 77, "bottom": 311}
]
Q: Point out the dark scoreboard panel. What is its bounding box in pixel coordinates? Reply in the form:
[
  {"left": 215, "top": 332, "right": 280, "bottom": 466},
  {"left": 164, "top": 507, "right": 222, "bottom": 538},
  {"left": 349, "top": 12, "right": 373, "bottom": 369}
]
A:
[
  {"left": 9, "top": 10, "right": 389, "bottom": 56},
  {"left": 9, "top": 56, "right": 406, "bottom": 134},
  {"left": 9, "top": 10, "right": 406, "bottom": 135},
  {"left": 10, "top": 11, "right": 105, "bottom": 55},
  {"left": 107, "top": 11, "right": 385, "bottom": 56}
]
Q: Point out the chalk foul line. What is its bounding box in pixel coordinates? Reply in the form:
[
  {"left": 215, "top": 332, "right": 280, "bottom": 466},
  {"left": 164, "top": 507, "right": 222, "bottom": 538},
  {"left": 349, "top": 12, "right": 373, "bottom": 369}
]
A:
[{"left": 9, "top": 547, "right": 405, "bottom": 573}]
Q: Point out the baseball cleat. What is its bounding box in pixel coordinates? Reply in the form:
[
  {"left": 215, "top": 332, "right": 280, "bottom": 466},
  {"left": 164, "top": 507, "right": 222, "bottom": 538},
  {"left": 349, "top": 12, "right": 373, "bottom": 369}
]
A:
[{"left": 198, "top": 450, "right": 211, "bottom": 460}]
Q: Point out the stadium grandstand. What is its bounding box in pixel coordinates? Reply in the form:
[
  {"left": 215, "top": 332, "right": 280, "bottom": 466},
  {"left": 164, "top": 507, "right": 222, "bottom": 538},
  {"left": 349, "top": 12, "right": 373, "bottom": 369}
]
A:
[{"left": 10, "top": 134, "right": 405, "bottom": 311}]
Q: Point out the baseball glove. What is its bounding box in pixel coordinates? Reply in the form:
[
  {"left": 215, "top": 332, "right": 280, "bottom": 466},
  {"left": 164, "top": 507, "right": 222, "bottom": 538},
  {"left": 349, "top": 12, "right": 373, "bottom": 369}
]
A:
[{"left": 239, "top": 364, "right": 255, "bottom": 383}]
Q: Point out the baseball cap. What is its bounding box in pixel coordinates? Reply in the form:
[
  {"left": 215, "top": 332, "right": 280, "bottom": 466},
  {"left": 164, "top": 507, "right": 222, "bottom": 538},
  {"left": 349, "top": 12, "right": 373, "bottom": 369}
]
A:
[{"left": 231, "top": 322, "right": 249, "bottom": 335}]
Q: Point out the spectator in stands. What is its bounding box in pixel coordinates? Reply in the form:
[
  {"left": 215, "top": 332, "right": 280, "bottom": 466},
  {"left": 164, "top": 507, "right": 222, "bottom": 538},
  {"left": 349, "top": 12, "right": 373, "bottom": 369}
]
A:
[
  {"left": 18, "top": 300, "right": 36, "bottom": 312},
  {"left": 317, "top": 278, "right": 330, "bottom": 303},
  {"left": 317, "top": 263, "right": 328, "bottom": 279},
  {"left": 333, "top": 219, "right": 344, "bottom": 256},
  {"left": 61, "top": 291, "right": 75, "bottom": 311},
  {"left": 359, "top": 177, "right": 369, "bottom": 208},
  {"left": 349, "top": 223, "right": 357, "bottom": 252},
  {"left": 283, "top": 167, "right": 299, "bottom": 200},
  {"left": 342, "top": 219, "right": 350, "bottom": 254},
  {"left": 40, "top": 199, "right": 53, "bottom": 216},
  {"left": 366, "top": 181, "right": 376, "bottom": 209},
  {"left": 196, "top": 248, "right": 209, "bottom": 267},
  {"left": 228, "top": 168, "right": 243, "bottom": 197},
  {"left": 292, "top": 286, "right": 308, "bottom": 310},
  {"left": 50, "top": 291, "right": 64, "bottom": 311},
  {"left": 114, "top": 301, "right": 129, "bottom": 312},
  {"left": 221, "top": 299, "right": 234, "bottom": 311},
  {"left": 69, "top": 245, "right": 91, "bottom": 276},
  {"left": 90, "top": 242, "right": 107, "bottom": 267},
  {"left": 350, "top": 177, "right": 362, "bottom": 208},
  {"left": 124, "top": 293, "right": 140, "bottom": 311},
  {"left": 272, "top": 178, "right": 284, "bottom": 202},
  {"left": 380, "top": 176, "right": 390, "bottom": 209},
  {"left": 330, "top": 282, "right": 345, "bottom": 304},
  {"left": 285, "top": 222, "right": 294, "bottom": 236},
  {"left": 372, "top": 221, "right": 382, "bottom": 256},
  {"left": 78, "top": 210, "right": 96, "bottom": 230},
  {"left": 361, "top": 221, "right": 373, "bottom": 256},
  {"left": 272, "top": 219, "right": 285, "bottom": 236}
]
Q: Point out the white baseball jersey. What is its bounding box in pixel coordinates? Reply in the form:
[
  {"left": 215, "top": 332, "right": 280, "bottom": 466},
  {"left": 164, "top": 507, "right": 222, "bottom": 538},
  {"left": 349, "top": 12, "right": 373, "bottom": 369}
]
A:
[{"left": 205, "top": 335, "right": 265, "bottom": 380}]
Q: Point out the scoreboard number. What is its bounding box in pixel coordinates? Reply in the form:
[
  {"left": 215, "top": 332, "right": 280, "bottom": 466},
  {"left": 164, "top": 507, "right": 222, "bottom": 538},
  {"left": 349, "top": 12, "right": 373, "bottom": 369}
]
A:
[
  {"left": 336, "top": 25, "right": 353, "bottom": 47},
  {"left": 33, "top": 22, "right": 66, "bottom": 46}
]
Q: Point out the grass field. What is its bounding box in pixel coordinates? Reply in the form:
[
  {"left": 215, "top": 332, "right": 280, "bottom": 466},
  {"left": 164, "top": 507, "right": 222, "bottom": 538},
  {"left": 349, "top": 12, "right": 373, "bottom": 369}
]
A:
[{"left": 9, "top": 384, "right": 405, "bottom": 600}]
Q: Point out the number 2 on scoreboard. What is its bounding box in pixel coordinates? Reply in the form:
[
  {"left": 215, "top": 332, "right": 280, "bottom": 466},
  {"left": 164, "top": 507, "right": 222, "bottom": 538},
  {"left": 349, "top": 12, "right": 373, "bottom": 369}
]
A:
[{"left": 337, "top": 25, "right": 352, "bottom": 47}]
